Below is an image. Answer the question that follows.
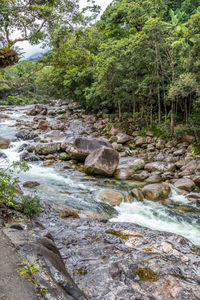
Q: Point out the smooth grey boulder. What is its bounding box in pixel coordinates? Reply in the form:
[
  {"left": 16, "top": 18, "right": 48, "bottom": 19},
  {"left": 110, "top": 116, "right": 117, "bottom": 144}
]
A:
[
  {"left": 85, "top": 147, "right": 119, "bottom": 176},
  {"left": 66, "top": 137, "right": 112, "bottom": 161},
  {"left": 145, "top": 162, "right": 175, "bottom": 173},
  {"left": 16, "top": 130, "right": 38, "bottom": 141},
  {"left": 35, "top": 142, "right": 61, "bottom": 155},
  {"left": 20, "top": 151, "right": 40, "bottom": 162},
  {"left": 118, "top": 157, "right": 145, "bottom": 170}
]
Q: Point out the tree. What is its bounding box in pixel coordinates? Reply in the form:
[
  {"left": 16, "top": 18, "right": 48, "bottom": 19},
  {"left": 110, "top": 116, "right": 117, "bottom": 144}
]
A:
[{"left": 0, "top": 0, "right": 82, "bottom": 68}]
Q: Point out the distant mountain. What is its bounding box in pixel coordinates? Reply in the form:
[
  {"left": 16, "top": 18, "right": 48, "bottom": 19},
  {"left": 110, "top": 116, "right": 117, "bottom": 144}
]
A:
[{"left": 26, "top": 52, "right": 43, "bottom": 61}]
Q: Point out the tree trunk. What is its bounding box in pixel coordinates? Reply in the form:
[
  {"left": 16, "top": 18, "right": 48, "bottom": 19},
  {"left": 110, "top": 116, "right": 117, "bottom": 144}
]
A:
[
  {"left": 132, "top": 90, "right": 136, "bottom": 122},
  {"left": 118, "top": 101, "right": 122, "bottom": 121},
  {"left": 185, "top": 98, "right": 188, "bottom": 124},
  {"left": 157, "top": 83, "right": 161, "bottom": 123},
  {"left": 150, "top": 103, "right": 153, "bottom": 129},
  {"left": 170, "top": 101, "right": 174, "bottom": 135}
]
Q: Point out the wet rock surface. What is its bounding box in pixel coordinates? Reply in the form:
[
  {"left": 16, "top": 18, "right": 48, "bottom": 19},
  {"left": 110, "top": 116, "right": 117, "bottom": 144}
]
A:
[
  {"left": 85, "top": 147, "right": 119, "bottom": 176},
  {"left": 142, "top": 183, "right": 171, "bottom": 201},
  {"left": 1, "top": 102, "right": 200, "bottom": 299},
  {"left": 36, "top": 210, "right": 200, "bottom": 300},
  {"left": 0, "top": 136, "right": 10, "bottom": 149},
  {"left": 66, "top": 137, "right": 112, "bottom": 160}
]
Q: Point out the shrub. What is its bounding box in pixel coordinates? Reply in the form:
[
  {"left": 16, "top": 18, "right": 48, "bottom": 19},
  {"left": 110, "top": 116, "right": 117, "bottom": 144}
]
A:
[
  {"left": 20, "top": 195, "right": 42, "bottom": 217},
  {"left": 0, "top": 161, "right": 41, "bottom": 216}
]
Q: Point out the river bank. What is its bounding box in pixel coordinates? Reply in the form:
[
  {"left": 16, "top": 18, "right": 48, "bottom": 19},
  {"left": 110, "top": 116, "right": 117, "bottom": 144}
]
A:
[{"left": 0, "top": 101, "right": 200, "bottom": 299}]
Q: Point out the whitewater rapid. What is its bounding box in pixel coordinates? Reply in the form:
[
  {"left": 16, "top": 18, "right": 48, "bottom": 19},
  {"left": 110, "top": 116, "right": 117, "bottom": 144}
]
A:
[{"left": 0, "top": 106, "right": 200, "bottom": 246}]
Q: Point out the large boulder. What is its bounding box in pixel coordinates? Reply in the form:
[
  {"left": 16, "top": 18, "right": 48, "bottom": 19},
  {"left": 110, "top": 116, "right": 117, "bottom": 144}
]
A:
[
  {"left": 66, "top": 137, "right": 112, "bottom": 161},
  {"left": 98, "top": 189, "right": 123, "bottom": 206},
  {"left": 44, "top": 130, "right": 66, "bottom": 141},
  {"left": 85, "top": 147, "right": 119, "bottom": 176},
  {"left": 27, "top": 104, "right": 48, "bottom": 116},
  {"left": 174, "top": 178, "right": 195, "bottom": 192},
  {"left": 37, "top": 120, "right": 50, "bottom": 130},
  {"left": 142, "top": 183, "right": 171, "bottom": 201},
  {"left": 16, "top": 130, "right": 38, "bottom": 141},
  {"left": 118, "top": 157, "right": 145, "bottom": 170},
  {"left": 0, "top": 136, "right": 10, "bottom": 149},
  {"left": 145, "top": 162, "right": 175, "bottom": 173},
  {"left": 35, "top": 142, "right": 61, "bottom": 155},
  {"left": 20, "top": 151, "right": 40, "bottom": 162},
  {"left": 116, "top": 133, "right": 132, "bottom": 144}
]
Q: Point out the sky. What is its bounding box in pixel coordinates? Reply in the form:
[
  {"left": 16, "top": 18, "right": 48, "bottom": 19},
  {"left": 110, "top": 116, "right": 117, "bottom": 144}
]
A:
[{"left": 19, "top": 0, "right": 113, "bottom": 59}]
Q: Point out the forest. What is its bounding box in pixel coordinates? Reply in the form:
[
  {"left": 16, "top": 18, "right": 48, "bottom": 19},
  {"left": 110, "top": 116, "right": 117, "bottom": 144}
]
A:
[{"left": 0, "top": 0, "right": 200, "bottom": 136}]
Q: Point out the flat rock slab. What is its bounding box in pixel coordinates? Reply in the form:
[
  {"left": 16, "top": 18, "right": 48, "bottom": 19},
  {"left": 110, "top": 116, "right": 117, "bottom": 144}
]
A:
[
  {"left": 0, "top": 230, "right": 37, "bottom": 300},
  {"left": 37, "top": 212, "right": 200, "bottom": 300}
]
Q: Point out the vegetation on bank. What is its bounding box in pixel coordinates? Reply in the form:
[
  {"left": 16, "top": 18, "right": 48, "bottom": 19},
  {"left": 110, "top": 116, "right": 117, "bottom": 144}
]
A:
[
  {"left": 0, "top": 162, "right": 42, "bottom": 217},
  {"left": 0, "top": 0, "right": 199, "bottom": 138}
]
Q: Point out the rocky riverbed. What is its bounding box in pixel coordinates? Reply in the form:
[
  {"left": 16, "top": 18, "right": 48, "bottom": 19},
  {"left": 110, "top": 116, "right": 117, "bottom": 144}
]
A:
[{"left": 0, "top": 101, "right": 200, "bottom": 299}]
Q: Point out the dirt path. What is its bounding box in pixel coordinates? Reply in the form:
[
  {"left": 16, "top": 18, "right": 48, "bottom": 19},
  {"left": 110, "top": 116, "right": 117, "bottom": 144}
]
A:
[{"left": 0, "top": 230, "right": 38, "bottom": 300}]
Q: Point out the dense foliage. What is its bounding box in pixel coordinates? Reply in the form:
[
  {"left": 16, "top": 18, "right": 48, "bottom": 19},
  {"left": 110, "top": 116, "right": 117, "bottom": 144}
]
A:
[
  {"left": 0, "top": 0, "right": 200, "bottom": 136},
  {"left": 0, "top": 162, "right": 41, "bottom": 216}
]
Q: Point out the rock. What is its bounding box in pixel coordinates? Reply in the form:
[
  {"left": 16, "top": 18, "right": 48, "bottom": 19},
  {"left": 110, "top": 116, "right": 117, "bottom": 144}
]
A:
[
  {"left": 193, "top": 176, "right": 200, "bottom": 187},
  {"left": 37, "top": 120, "right": 50, "bottom": 130},
  {"left": 51, "top": 121, "right": 66, "bottom": 131},
  {"left": 174, "top": 178, "right": 195, "bottom": 192},
  {"left": 44, "top": 130, "right": 66, "bottom": 141},
  {"left": 135, "top": 137, "right": 147, "bottom": 146},
  {"left": 118, "top": 157, "right": 145, "bottom": 170},
  {"left": 20, "top": 151, "right": 40, "bottom": 162},
  {"left": 0, "top": 113, "right": 9, "bottom": 119},
  {"left": 23, "top": 181, "right": 40, "bottom": 188},
  {"left": 37, "top": 216, "right": 200, "bottom": 300},
  {"left": 181, "top": 135, "right": 195, "bottom": 143},
  {"left": 181, "top": 160, "right": 198, "bottom": 173},
  {"left": 110, "top": 127, "right": 120, "bottom": 136},
  {"left": 27, "top": 104, "right": 47, "bottom": 116},
  {"left": 26, "top": 145, "right": 35, "bottom": 152},
  {"left": 145, "top": 162, "right": 175, "bottom": 173},
  {"left": 174, "top": 148, "right": 186, "bottom": 156},
  {"left": 35, "top": 142, "right": 61, "bottom": 155},
  {"left": 142, "top": 183, "right": 171, "bottom": 201},
  {"left": 114, "top": 168, "right": 134, "bottom": 180},
  {"left": 156, "top": 139, "right": 165, "bottom": 150},
  {"left": 112, "top": 142, "right": 124, "bottom": 152},
  {"left": 0, "top": 136, "right": 10, "bottom": 149},
  {"left": 116, "top": 133, "right": 132, "bottom": 144},
  {"left": 33, "top": 115, "right": 46, "bottom": 122},
  {"left": 66, "top": 137, "right": 112, "bottom": 161},
  {"left": 98, "top": 190, "right": 123, "bottom": 206},
  {"left": 0, "top": 151, "right": 7, "bottom": 159},
  {"left": 132, "top": 171, "right": 149, "bottom": 181},
  {"left": 85, "top": 147, "right": 119, "bottom": 176},
  {"left": 146, "top": 174, "right": 162, "bottom": 183},
  {"left": 16, "top": 130, "right": 38, "bottom": 141},
  {"left": 131, "top": 188, "right": 143, "bottom": 201},
  {"left": 3, "top": 224, "right": 86, "bottom": 300},
  {"left": 17, "top": 143, "right": 28, "bottom": 152}
]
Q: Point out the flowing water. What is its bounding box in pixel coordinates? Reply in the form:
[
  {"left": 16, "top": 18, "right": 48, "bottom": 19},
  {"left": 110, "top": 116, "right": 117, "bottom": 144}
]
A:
[{"left": 0, "top": 105, "right": 200, "bottom": 246}]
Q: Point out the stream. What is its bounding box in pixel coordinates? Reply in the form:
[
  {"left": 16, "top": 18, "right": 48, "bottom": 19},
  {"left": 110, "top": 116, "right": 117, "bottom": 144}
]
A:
[{"left": 0, "top": 105, "right": 200, "bottom": 247}]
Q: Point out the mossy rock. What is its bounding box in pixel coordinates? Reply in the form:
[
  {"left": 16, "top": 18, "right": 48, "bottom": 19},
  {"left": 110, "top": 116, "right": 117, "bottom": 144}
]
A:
[{"left": 135, "top": 267, "right": 160, "bottom": 282}]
